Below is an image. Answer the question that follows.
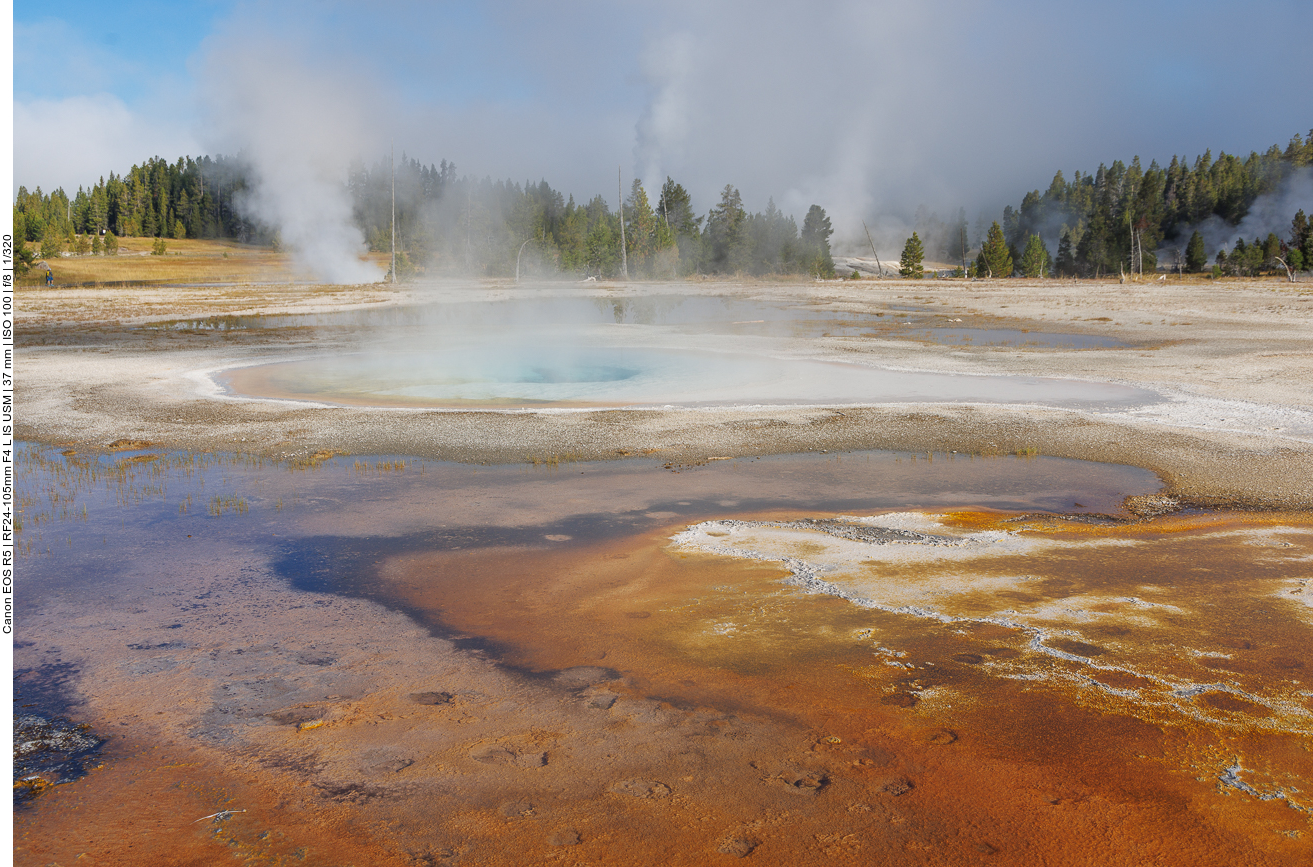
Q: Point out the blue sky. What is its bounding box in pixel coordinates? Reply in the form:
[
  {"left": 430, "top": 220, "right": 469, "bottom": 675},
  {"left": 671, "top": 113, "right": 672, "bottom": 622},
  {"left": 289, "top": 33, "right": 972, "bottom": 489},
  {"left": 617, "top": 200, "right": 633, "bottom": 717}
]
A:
[{"left": 12, "top": 0, "right": 1313, "bottom": 236}]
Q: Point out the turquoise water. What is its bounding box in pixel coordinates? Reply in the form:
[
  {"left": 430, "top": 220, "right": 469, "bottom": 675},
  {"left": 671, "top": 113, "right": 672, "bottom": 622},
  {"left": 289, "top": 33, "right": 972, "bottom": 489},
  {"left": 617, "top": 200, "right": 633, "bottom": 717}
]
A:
[{"left": 225, "top": 344, "right": 1154, "bottom": 408}]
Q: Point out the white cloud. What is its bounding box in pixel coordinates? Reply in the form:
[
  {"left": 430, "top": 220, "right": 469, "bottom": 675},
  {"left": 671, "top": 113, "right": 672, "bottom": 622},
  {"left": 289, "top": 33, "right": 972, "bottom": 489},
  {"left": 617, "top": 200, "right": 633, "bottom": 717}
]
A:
[
  {"left": 13, "top": 0, "right": 1311, "bottom": 253},
  {"left": 14, "top": 94, "right": 201, "bottom": 193}
]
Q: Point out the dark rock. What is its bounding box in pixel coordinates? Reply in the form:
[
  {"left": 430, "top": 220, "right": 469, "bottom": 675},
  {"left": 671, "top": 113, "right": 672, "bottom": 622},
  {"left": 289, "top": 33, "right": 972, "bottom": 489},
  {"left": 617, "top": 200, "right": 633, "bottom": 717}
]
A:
[
  {"left": 266, "top": 706, "right": 325, "bottom": 726},
  {"left": 13, "top": 713, "right": 105, "bottom": 805},
  {"left": 775, "top": 771, "right": 828, "bottom": 795},
  {"left": 409, "top": 691, "right": 454, "bottom": 706},
  {"left": 718, "top": 837, "right": 758, "bottom": 857}
]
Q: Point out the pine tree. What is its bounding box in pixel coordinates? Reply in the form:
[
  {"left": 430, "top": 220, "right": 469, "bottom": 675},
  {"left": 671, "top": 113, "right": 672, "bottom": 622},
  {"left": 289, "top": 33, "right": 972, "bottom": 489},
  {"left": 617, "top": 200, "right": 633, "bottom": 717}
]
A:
[
  {"left": 1262, "top": 232, "right": 1282, "bottom": 269},
  {"left": 1054, "top": 228, "right": 1076, "bottom": 277},
  {"left": 898, "top": 232, "right": 925, "bottom": 278},
  {"left": 1020, "top": 234, "right": 1049, "bottom": 277},
  {"left": 15, "top": 236, "right": 34, "bottom": 275},
  {"left": 1289, "top": 210, "right": 1310, "bottom": 261},
  {"left": 584, "top": 214, "right": 617, "bottom": 277},
  {"left": 656, "top": 178, "right": 700, "bottom": 238},
  {"left": 40, "top": 231, "right": 64, "bottom": 260},
  {"left": 975, "top": 222, "right": 1013, "bottom": 278},
  {"left": 705, "top": 185, "right": 747, "bottom": 273},
  {"left": 800, "top": 205, "right": 834, "bottom": 278},
  {"left": 1184, "top": 230, "right": 1207, "bottom": 272},
  {"left": 624, "top": 179, "right": 657, "bottom": 274},
  {"left": 656, "top": 177, "right": 701, "bottom": 275}
]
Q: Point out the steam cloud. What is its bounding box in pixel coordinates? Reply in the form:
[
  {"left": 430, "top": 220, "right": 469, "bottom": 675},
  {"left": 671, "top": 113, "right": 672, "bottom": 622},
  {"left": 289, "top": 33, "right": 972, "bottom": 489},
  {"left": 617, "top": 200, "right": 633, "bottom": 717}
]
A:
[
  {"left": 161, "top": 0, "right": 1309, "bottom": 270},
  {"left": 198, "top": 27, "right": 384, "bottom": 284},
  {"left": 1159, "top": 168, "right": 1313, "bottom": 263}
]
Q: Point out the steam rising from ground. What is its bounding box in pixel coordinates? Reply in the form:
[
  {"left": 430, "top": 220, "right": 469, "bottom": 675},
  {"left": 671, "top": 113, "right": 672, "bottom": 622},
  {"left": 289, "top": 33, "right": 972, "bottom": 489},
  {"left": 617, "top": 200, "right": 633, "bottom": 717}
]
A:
[
  {"left": 154, "top": 1, "right": 1310, "bottom": 268},
  {"left": 1160, "top": 168, "right": 1313, "bottom": 263},
  {"left": 626, "top": 1, "right": 1310, "bottom": 247},
  {"left": 198, "top": 27, "right": 384, "bottom": 284}
]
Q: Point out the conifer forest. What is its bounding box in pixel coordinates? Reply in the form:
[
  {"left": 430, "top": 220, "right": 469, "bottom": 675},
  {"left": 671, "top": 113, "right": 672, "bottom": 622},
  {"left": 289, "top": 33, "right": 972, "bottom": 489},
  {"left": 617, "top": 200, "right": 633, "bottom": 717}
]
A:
[{"left": 13, "top": 131, "right": 1313, "bottom": 280}]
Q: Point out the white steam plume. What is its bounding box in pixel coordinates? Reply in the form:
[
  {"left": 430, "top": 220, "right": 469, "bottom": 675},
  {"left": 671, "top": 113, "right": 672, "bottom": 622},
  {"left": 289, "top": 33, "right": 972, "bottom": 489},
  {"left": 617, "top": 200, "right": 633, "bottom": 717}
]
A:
[
  {"left": 630, "top": 2, "right": 946, "bottom": 243},
  {"left": 626, "top": 0, "right": 1307, "bottom": 248},
  {"left": 635, "top": 32, "right": 697, "bottom": 192},
  {"left": 168, "top": 0, "right": 1307, "bottom": 263},
  {"left": 198, "top": 29, "right": 383, "bottom": 284},
  {"left": 1160, "top": 168, "right": 1313, "bottom": 263}
]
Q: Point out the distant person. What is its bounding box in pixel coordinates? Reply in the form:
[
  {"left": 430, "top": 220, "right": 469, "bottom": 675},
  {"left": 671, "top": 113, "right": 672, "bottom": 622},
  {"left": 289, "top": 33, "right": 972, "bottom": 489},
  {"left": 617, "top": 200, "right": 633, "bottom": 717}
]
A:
[{"left": 45, "top": 267, "right": 54, "bottom": 285}]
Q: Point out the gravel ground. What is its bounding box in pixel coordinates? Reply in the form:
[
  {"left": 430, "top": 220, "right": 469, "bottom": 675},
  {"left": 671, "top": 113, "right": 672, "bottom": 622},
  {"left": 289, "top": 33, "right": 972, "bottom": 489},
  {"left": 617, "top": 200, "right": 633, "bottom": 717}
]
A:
[{"left": 16, "top": 276, "right": 1313, "bottom": 509}]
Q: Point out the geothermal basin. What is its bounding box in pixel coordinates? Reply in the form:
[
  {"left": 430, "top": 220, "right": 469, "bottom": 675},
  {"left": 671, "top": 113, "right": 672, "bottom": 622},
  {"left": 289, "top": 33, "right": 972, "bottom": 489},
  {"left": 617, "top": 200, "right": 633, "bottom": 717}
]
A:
[{"left": 14, "top": 278, "right": 1313, "bottom": 866}]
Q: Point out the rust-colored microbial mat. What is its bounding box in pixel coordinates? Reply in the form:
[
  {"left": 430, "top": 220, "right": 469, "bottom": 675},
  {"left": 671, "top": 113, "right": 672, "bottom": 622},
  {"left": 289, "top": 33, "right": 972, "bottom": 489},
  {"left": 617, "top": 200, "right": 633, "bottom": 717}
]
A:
[
  {"left": 13, "top": 447, "right": 1312, "bottom": 865},
  {"left": 374, "top": 512, "right": 1313, "bottom": 865}
]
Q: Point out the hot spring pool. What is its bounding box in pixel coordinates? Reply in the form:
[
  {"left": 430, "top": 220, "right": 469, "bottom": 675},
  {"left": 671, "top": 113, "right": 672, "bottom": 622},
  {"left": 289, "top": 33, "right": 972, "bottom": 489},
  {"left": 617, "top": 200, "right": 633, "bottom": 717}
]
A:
[
  {"left": 209, "top": 293, "right": 1153, "bottom": 410},
  {"left": 221, "top": 344, "right": 1155, "bottom": 409}
]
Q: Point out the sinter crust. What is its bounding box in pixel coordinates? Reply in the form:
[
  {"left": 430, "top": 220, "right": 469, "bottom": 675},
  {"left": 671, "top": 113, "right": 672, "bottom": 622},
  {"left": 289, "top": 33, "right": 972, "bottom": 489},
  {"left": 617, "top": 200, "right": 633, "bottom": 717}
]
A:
[{"left": 15, "top": 277, "right": 1313, "bottom": 511}]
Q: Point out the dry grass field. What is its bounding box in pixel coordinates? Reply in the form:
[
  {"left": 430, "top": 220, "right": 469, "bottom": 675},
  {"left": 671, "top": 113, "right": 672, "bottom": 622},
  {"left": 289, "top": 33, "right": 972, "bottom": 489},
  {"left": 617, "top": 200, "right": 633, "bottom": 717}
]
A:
[{"left": 22, "top": 238, "right": 390, "bottom": 287}]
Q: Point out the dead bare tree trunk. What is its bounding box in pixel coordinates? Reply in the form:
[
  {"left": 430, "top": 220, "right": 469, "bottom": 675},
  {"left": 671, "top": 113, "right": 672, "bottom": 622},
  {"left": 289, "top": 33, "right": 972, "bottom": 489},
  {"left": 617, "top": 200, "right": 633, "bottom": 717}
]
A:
[
  {"left": 861, "top": 221, "right": 884, "bottom": 276},
  {"left": 390, "top": 142, "right": 396, "bottom": 283},
  {"left": 618, "top": 167, "right": 628, "bottom": 279},
  {"left": 1275, "top": 256, "right": 1297, "bottom": 283}
]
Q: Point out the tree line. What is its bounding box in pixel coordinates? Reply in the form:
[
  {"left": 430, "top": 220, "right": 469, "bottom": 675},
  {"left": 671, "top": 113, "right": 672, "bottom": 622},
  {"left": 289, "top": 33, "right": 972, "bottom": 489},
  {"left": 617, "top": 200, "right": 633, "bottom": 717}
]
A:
[
  {"left": 348, "top": 154, "right": 835, "bottom": 280},
  {"left": 12, "top": 152, "right": 835, "bottom": 279},
  {"left": 18, "top": 131, "right": 1310, "bottom": 280},
  {"left": 994, "top": 130, "right": 1313, "bottom": 278},
  {"left": 895, "top": 130, "right": 1313, "bottom": 279},
  {"left": 13, "top": 155, "right": 252, "bottom": 258}
]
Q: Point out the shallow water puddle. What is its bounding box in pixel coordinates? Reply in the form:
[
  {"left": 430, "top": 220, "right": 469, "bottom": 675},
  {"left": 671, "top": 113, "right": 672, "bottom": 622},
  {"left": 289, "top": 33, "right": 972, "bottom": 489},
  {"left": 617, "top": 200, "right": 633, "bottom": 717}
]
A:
[{"left": 13, "top": 445, "right": 1312, "bottom": 865}]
